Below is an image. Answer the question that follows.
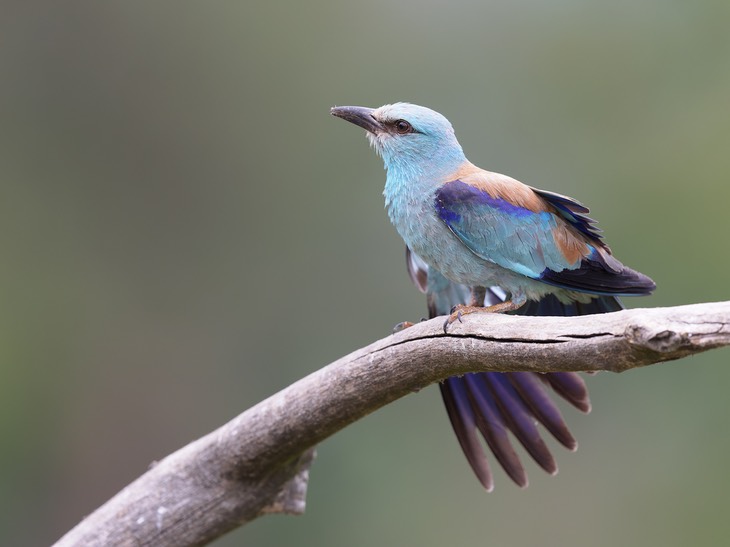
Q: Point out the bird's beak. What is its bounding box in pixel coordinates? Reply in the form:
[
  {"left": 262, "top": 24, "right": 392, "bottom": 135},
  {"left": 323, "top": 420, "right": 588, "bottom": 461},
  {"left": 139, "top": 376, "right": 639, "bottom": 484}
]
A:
[{"left": 330, "top": 106, "right": 382, "bottom": 134}]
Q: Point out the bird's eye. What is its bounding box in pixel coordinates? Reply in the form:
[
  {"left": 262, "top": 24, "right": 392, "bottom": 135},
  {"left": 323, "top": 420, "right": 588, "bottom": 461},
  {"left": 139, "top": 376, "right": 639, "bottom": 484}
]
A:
[{"left": 394, "top": 119, "right": 413, "bottom": 134}]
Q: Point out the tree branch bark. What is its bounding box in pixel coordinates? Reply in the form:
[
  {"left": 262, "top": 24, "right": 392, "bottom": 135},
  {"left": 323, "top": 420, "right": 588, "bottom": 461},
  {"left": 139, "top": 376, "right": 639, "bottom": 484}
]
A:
[{"left": 54, "top": 301, "right": 730, "bottom": 547}]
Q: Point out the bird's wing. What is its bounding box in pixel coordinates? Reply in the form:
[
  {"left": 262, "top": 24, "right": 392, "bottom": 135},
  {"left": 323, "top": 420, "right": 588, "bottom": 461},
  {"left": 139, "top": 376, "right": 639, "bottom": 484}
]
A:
[
  {"left": 435, "top": 177, "right": 588, "bottom": 278},
  {"left": 435, "top": 174, "right": 655, "bottom": 295},
  {"left": 406, "top": 247, "right": 602, "bottom": 490},
  {"left": 528, "top": 186, "right": 603, "bottom": 242}
]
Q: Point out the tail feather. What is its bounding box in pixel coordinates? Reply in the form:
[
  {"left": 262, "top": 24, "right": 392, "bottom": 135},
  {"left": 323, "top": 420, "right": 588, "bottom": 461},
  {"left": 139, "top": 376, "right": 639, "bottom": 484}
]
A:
[
  {"left": 540, "top": 372, "right": 592, "bottom": 413},
  {"left": 518, "top": 293, "right": 624, "bottom": 316},
  {"left": 482, "top": 373, "right": 558, "bottom": 476},
  {"left": 439, "top": 378, "right": 495, "bottom": 491},
  {"left": 506, "top": 372, "right": 577, "bottom": 450},
  {"left": 461, "top": 375, "right": 528, "bottom": 487},
  {"left": 406, "top": 247, "right": 621, "bottom": 489}
]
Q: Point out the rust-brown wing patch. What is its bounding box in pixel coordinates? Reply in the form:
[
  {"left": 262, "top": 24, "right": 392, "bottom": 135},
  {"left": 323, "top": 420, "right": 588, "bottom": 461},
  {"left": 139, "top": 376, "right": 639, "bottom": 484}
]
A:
[
  {"left": 449, "top": 164, "right": 550, "bottom": 213},
  {"left": 551, "top": 224, "right": 591, "bottom": 266}
]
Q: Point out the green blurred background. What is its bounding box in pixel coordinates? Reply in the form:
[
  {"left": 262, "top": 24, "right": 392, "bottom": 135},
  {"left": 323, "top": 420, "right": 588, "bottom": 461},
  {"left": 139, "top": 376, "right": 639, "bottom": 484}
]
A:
[{"left": 2, "top": 1, "right": 729, "bottom": 545}]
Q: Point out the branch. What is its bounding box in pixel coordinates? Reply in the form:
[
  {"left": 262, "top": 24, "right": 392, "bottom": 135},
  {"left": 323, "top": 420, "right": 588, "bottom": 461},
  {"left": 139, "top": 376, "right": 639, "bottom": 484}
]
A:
[{"left": 54, "top": 301, "right": 730, "bottom": 547}]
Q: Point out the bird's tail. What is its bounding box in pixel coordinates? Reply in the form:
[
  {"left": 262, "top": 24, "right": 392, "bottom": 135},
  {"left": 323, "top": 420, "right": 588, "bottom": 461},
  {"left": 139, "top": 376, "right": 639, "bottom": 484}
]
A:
[{"left": 407, "top": 247, "right": 621, "bottom": 491}]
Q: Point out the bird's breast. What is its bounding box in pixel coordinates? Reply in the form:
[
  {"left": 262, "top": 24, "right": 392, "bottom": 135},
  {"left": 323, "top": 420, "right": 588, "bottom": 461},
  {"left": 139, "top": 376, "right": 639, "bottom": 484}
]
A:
[
  {"left": 385, "top": 182, "right": 482, "bottom": 283},
  {"left": 384, "top": 180, "right": 441, "bottom": 254}
]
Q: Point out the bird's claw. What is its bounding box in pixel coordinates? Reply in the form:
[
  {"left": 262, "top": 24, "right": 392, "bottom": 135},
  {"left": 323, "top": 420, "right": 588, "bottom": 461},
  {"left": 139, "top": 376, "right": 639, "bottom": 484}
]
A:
[
  {"left": 443, "top": 304, "right": 503, "bottom": 333},
  {"left": 443, "top": 307, "right": 467, "bottom": 333},
  {"left": 393, "top": 321, "right": 415, "bottom": 334}
]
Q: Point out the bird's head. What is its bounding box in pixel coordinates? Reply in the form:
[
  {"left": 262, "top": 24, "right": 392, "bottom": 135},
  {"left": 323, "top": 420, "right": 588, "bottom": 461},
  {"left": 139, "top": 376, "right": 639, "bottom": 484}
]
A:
[{"left": 331, "top": 103, "right": 466, "bottom": 176}]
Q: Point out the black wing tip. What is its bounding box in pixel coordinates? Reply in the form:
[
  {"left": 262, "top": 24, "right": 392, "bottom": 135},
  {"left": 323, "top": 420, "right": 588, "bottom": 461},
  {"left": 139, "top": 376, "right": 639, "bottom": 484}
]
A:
[{"left": 540, "top": 262, "right": 657, "bottom": 297}]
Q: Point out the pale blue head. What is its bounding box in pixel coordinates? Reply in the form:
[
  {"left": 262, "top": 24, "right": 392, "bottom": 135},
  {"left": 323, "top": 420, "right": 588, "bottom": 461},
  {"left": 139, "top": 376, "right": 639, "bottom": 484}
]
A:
[{"left": 331, "top": 103, "right": 467, "bottom": 178}]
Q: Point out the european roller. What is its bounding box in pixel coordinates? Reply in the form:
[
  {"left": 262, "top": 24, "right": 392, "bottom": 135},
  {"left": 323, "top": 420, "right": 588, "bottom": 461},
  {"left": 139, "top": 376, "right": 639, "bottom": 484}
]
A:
[{"left": 331, "top": 102, "right": 655, "bottom": 490}]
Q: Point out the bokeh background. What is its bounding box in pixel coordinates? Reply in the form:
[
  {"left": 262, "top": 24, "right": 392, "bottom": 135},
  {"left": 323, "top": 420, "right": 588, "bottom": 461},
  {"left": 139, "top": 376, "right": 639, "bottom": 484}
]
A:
[{"left": 2, "top": 1, "right": 730, "bottom": 545}]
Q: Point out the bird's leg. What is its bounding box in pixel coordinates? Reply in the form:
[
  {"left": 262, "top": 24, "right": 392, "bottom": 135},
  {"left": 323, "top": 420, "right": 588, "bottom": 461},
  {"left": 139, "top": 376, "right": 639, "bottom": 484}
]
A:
[
  {"left": 470, "top": 286, "right": 487, "bottom": 307},
  {"left": 482, "top": 291, "right": 527, "bottom": 313},
  {"left": 444, "top": 286, "right": 489, "bottom": 324},
  {"left": 443, "top": 289, "right": 527, "bottom": 333},
  {"left": 443, "top": 286, "right": 489, "bottom": 331}
]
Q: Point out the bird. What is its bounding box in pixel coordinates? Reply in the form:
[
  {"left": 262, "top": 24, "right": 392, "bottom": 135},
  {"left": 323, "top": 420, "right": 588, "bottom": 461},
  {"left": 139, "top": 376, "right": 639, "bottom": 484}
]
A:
[{"left": 331, "top": 102, "right": 655, "bottom": 490}]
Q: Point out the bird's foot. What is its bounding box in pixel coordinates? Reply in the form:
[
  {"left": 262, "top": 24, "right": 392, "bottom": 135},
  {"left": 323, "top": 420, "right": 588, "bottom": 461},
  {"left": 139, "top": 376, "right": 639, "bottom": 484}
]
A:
[
  {"left": 442, "top": 298, "right": 527, "bottom": 333},
  {"left": 392, "top": 317, "right": 428, "bottom": 334},
  {"left": 443, "top": 305, "right": 483, "bottom": 333},
  {"left": 482, "top": 299, "right": 526, "bottom": 314},
  {"left": 392, "top": 321, "right": 415, "bottom": 333}
]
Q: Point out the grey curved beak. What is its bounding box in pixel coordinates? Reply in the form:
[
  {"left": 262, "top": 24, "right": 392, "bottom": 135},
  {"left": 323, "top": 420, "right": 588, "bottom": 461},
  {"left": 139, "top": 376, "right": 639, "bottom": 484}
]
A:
[{"left": 331, "top": 106, "right": 382, "bottom": 134}]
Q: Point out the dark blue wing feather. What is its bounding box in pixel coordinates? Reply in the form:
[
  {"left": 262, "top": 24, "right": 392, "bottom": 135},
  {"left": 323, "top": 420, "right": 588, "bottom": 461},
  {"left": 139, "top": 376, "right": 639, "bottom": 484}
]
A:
[{"left": 530, "top": 186, "right": 604, "bottom": 242}]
